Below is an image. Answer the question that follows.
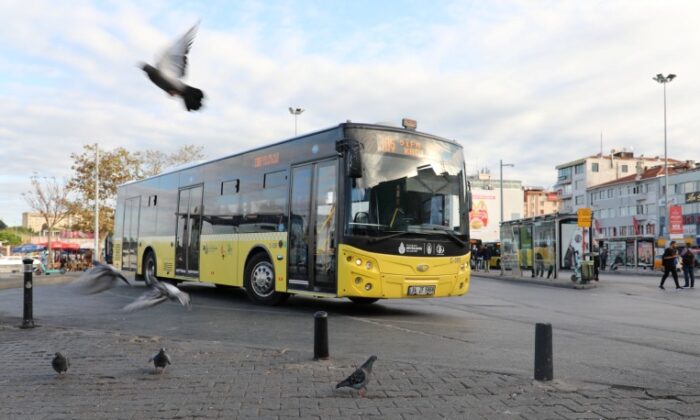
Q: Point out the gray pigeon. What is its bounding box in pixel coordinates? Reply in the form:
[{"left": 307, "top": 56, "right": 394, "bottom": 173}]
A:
[
  {"left": 336, "top": 355, "right": 377, "bottom": 397},
  {"left": 150, "top": 348, "right": 171, "bottom": 374},
  {"left": 122, "top": 278, "right": 191, "bottom": 312},
  {"left": 140, "top": 22, "right": 205, "bottom": 111},
  {"left": 52, "top": 352, "right": 69, "bottom": 377},
  {"left": 72, "top": 261, "right": 131, "bottom": 294}
]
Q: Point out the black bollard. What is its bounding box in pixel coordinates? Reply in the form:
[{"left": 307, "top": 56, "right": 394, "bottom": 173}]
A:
[
  {"left": 534, "top": 323, "right": 552, "bottom": 381},
  {"left": 20, "top": 258, "right": 35, "bottom": 329},
  {"left": 314, "top": 311, "right": 329, "bottom": 360}
]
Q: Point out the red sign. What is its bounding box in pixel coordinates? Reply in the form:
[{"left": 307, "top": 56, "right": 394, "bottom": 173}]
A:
[{"left": 669, "top": 205, "right": 684, "bottom": 237}]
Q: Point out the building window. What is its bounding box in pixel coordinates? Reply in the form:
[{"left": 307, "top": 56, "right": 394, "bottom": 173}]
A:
[
  {"left": 558, "top": 167, "right": 572, "bottom": 181},
  {"left": 621, "top": 164, "right": 628, "bottom": 173},
  {"left": 575, "top": 195, "right": 584, "bottom": 205},
  {"left": 574, "top": 163, "right": 584, "bottom": 174},
  {"left": 591, "top": 162, "right": 599, "bottom": 172},
  {"left": 607, "top": 189, "right": 613, "bottom": 198}
]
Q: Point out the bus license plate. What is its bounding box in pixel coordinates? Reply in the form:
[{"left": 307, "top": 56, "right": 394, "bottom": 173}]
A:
[{"left": 408, "top": 285, "right": 435, "bottom": 296}]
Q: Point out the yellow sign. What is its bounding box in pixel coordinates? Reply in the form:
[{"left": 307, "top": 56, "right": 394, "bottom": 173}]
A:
[{"left": 577, "top": 208, "right": 592, "bottom": 228}]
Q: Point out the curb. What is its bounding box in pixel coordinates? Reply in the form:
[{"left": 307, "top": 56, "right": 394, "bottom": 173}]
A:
[{"left": 473, "top": 271, "right": 597, "bottom": 289}]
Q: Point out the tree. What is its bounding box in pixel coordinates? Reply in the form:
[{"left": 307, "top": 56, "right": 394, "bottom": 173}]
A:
[
  {"left": 67, "top": 144, "right": 204, "bottom": 236},
  {"left": 0, "top": 230, "right": 22, "bottom": 246},
  {"left": 22, "top": 175, "right": 71, "bottom": 266},
  {"left": 0, "top": 219, "right": 7, "bottom": 230},
  {"left": 134, "top": 144, "right": 204, "bottom": 177}
]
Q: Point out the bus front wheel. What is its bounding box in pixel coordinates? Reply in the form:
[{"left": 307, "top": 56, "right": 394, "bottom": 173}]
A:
[{"left": 244, "top": 253, "right": 288, "bottom": 305}]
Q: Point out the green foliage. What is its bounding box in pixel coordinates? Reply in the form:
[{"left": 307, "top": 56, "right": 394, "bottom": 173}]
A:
[
  {"left": 0, "top": 230, "right": 22, "bottom": 246},
  {"left": 0, "top": 220, "right": 6, "bottom": 230},
  {"left": 66, "top": 144, "right": 204, "bottom": 234}
]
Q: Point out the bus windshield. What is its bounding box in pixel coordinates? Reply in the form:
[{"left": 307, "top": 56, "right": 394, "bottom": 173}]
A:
[{"left": 345, "top": 129, "right": 467, "bottom": 239}]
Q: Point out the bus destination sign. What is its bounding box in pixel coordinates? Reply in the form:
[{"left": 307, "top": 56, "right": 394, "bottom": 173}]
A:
[{"left": 377, "top": 135, "right": 425, "bottom": 157}]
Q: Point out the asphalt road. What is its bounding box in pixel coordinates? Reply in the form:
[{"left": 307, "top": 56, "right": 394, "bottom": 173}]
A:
[{"left": 1, "top": 271, "right": 698, "bottom": 393}]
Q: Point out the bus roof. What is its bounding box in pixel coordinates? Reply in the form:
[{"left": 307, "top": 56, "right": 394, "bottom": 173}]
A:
[{"left": 120, "top": 121, "right": 463, "bottom": 187}]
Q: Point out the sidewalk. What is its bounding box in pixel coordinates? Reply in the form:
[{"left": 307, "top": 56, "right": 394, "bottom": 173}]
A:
[
  {"left": 2, "top": 316, "right": 699, "bottom": 419},
  {"left": 472, "top": 268, "right": 598, "bottom": 290}
]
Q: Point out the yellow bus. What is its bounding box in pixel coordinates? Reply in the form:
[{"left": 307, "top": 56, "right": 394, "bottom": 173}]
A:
[{"left": 113, "top": 121, "right": 472, "bottom": 305}]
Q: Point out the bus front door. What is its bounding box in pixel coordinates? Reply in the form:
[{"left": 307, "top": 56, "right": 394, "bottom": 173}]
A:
[
  {"left": 288, "top": 159, "right": 338, "bottom": 293},
  {"left": 175, "top": 185, "right": 203, "bottom": 278}
]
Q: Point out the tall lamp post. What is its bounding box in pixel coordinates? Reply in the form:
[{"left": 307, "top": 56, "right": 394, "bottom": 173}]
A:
[
  {"left": 500, "top": 159, "right": 514, "bottom": 275},
  {"left": 94, "top": 143, "right": 99, "bottom": 261},
  {"left": 289, "top": 107, "right": 304, "bottom": 136},
  {"left": 653, "top": 73, "right": 676, "bottom": 238}
]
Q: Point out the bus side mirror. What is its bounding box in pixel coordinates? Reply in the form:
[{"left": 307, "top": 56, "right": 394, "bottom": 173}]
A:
[{"left": 337, "top": 139, "right": 363, "bottom": 178}]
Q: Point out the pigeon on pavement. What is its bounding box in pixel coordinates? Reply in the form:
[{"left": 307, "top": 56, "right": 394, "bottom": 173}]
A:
[
  {"left": 150, "top": 348, "right": 171, "bottom": 374},
  {"left": 72, "top": 261, "right": 131, "bottom": 294},
  {"left": 122, "top": 278, "right": 191, "bottom": 312},
  {"left": 140, "top": 22, "right": 205, "bottom": 111},
  {"left": 52, "top": 352, "right": 70, "bottom": 377},
  {"left": 335, "top": 355, "right": 378, "bottom": 397}
]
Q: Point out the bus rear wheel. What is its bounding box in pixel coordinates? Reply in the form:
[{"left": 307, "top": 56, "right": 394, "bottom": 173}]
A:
[
  {"left": 348, "top": 297, "right": 379, "bottom": 304},
  {"left": 244, "top": 253, "right": 288, "bottom": 305},
  {"left": 143, "top": 251, "right": 157, "bottom": 287}
]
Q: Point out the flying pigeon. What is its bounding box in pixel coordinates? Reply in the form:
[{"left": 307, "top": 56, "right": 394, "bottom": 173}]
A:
[
  {"left": 140, "top": 22, "right": 205, "bottom": 111},
  {"left": 335, "top": 355, "right": 378, "bottom": 397},
  {"left": 122, "top": 278, "right": 191, "bottom": 312},
  {"left": 72, "top": 261, "right": 131, "bottom": 294},
  {"left": 52, "top": 352, "right": 70, "bottom": 377},
  {"left": 150, "top": 348, "right": 171, "bottom": 374}
]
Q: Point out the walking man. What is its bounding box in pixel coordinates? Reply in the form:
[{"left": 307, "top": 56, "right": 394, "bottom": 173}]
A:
[
  {"left": 659, "top": 241, "right": 681, "bottom": 290},
  {"left": 680, "top": 244, "right": 695, "bottom": 288}
]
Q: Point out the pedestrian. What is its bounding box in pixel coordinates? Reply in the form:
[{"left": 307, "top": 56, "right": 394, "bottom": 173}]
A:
[
  {"left": 592, "top": 241, "right": 600, "bottom": 281},
  {"left": 482, "top": 246, "right": 492, "bottom": 273},
  {"left": 659, "top": 241, "right": 682, "bottom": 290},
  {"left": 476, "top": 246, "right": 484, "bottom": 272},
  {"left": 600, "top": 245, "right": 608, "bottom": 271},
  {"left": 680, "top": 244, "right": 695, "bottom": 288}
]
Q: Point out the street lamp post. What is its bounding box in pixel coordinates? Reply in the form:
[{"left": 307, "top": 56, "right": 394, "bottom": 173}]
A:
[
  {"left": 289, "top": 107, "right": 304, "bottom": 136},
  {"left": 500, "top": 159, "right": 514, "bottom": 275},
  {"left": 94, "top": 143, "right": 99, "bottom": 261},
  {"left": 653, "top": 73, "right": 676, "bottom": 239}
]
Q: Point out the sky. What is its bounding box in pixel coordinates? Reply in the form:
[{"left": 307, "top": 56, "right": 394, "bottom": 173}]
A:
[{"left": 1, "top": 0, "right": 699, "bottom": 226}]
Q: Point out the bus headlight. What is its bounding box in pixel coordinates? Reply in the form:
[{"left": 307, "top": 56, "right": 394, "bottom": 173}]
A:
[
  {"left": 365, "top": 261, "right": 373, "bottom": 270},
  {"left": 355, "top": 258, "right": 362, "bottom": 266},
  {"left": 365, "top": 283, "right": 373, "bottom": 291}
]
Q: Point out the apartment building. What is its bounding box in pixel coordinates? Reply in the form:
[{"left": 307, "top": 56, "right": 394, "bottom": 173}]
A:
[
  {"left": 22, "top": 212, "right": 81, "bottom": 235},
  {"left": 554, "top": 149, "right": 676, "bottom": 213},
  {"left": 588, "top": 162, "right": 700, "bottom": 268},
  {"left": 523, "top": 187, "right": 560, "bottom": 218}
]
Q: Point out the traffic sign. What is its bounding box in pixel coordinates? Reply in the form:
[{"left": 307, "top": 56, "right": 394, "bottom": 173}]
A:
[{"left": 577, "top": 207, "right": 592, "bottom": 228}]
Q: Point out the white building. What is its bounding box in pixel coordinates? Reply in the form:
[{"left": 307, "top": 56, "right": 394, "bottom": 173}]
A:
[
  {"left": 588, "top": 162, "right": 700, "bottom": 268},
  {"left": 554, "top": 149, "right": 675, "bottom": 213}
]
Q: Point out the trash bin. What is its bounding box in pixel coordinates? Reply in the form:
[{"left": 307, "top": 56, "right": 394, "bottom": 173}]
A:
[{"left": 580, "top": 260, "right": 594, "bottom": 282}]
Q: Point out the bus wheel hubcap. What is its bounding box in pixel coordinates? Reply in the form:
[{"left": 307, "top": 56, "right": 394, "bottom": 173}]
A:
[{"left": 252, "top": 262, "right": 274, "bottom": 297}]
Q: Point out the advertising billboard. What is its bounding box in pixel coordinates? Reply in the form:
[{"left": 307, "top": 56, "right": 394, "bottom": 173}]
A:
[{"left": 669, "top": 205, "right": 684, "bottom": 239}]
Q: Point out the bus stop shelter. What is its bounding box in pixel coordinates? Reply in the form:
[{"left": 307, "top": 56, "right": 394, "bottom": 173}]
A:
[{"left": 500, "top": 213, "right": 593, "bottom": 279}]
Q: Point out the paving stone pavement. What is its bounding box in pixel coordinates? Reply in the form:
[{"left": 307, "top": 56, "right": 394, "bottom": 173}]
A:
[{"left": 2, "top": 317, "right": 700, "bottom": 420}]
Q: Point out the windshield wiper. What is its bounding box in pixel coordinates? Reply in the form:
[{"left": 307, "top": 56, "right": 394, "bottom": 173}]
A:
[
  {"left": 423, "top": 225, "right": 467, "bottom": 247},
  {"left": 367, "top": 231, "right": 413, "bottom": 244}
]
